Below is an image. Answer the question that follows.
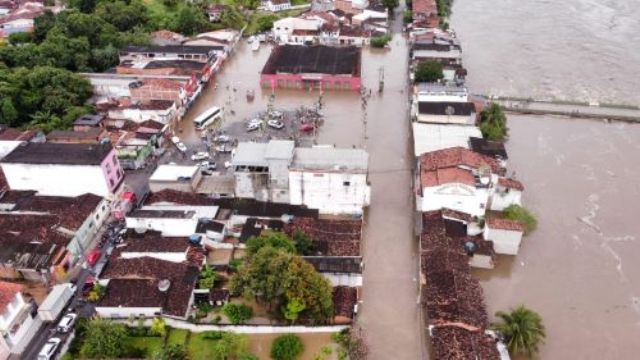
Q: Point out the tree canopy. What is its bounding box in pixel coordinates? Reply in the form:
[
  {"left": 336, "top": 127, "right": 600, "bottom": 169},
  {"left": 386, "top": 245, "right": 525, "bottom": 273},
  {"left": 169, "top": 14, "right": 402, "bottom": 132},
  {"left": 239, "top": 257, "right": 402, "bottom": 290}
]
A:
[
  {"left": 479, "top": 103, "right": 508, "bottom": 140},
  {"left": 231, "top": 235, "right": 333, "bottom": 324},
  {"left": 79, "top": 319, "right": 130, "bottom": 359},
  {"left": 414, "top": 60, "right": 444, "bottom": 83},
  {"left": 271, "top": 334, "right": 304, "bottom": 360},
  {"left": 503, "top": 204, "right": 537, "bottom": 234},
  {"left": 246, "top": 232, "right": 297, "bottom": 257},
  {"left": 0, "top": 66, "right": 93, "bottom": 131},
  {"left": 492, "top": 305, "right": 546, "bottom": 357}
]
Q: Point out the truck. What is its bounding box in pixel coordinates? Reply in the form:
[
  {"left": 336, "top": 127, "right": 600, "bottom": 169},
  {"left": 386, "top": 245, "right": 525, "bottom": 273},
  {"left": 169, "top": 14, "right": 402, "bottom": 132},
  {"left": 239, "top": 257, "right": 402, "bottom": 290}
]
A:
[{"left": 38, "top": 283, "right": 75, "bottom": 322}]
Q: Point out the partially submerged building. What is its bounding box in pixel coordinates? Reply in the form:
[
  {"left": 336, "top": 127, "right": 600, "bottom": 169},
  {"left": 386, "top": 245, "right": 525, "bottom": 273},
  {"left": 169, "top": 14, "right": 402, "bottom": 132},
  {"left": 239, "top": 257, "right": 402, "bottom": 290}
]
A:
[{"left": 261, "top": 45, "right": 362, "bottom": 91}]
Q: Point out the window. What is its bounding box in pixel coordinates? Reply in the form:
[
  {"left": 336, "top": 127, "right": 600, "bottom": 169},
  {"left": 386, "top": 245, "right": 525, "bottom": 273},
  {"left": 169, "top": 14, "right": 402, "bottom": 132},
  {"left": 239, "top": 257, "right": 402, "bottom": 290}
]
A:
[
  {"left": 112, "top": 155, "right": 117, "bottom": 165},
  {"left": 95, "top": 213, "right": 100, "bottom": 220},
  {"left": 105, "top": 163, "right": 111, "bottom": 174},
  {"left": 109, "top": 179, "right": 115, "bottom": 187},
  {"left": 343, "top": 181, "right": 351, "bottom": 186}
]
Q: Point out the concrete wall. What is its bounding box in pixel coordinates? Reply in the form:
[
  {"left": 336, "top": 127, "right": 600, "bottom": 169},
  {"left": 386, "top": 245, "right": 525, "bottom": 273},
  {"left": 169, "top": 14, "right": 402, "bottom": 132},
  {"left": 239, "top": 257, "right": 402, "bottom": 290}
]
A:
[
  {"left": 416, "top": 113, "right": 475, "bottom": 125},
  {"left": 420, "top": 184, "right": 488, "bottom": 217},
  {"left": 469, "top": 254, "right": 494, "bottom": 269},
  {"left": 7, "top": 310, "right": 41, "bottom": 355},
  {"left": 261, "top": 73, "right": 361, "bottom": 91},
  {"left": 289, "top": 171, "right": 370, "bottom": 215},
  {"left": 484, "top": 227, "right": 523, "bottom": 255},
  {"left": 125, "top": 216, "right": 198, "bottom": 237},
  {"left": 1, "top": 163, "right": 112, "bottom": 197},
  {"left": 322, "top": 273, "right": 363, "bottom": 287},
  {"left": 96, "top": 306, "right": 161, "bottom": 319},
  {"left": 490, "top": 188, "right": 522, "bottom": 211}
]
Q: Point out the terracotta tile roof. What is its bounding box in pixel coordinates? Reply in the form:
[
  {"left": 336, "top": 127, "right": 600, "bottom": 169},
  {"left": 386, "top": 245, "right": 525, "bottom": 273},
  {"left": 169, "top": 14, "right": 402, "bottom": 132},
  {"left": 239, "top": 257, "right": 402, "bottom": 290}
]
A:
[
  {"left": 430, "top": 326, "right": 501, "bottom": 360},
  {"left": 486, "top": 218, "right": 524, "bottom": 232},
  {"left": 0, "top": 214, "right": 72, "bottom": 246},
  {"left": 419, "top": 147, "right": 500, "bottom": 173},
  {"left": 114, "top": 231, "right": 191, "bottom": 254},
  {"left": 421, "top": 167, "right": 476, "bottom": 187},
  {"left": 0, "top": 281, "right": 22, "bottom": 313},
  {"left": 497, "top": 177, "right": 524, "bottom": 191},
  {"left": 333, "top": 286, "right": 357, "bottom": 319},
  {"left": 441, "top": 208, "right": 473, "bottom": 223},
  {"left": 284, "top": 217, "right": 362, "bottom": 256},
  {"left": 101, "top": 256, "right": 199, "bottom": 317},
  {"left": 99, "top": 278, "right": 165, "bottom": 309},
  {"left": 138, "top": 78, "right": 184, "bottom": 90}
]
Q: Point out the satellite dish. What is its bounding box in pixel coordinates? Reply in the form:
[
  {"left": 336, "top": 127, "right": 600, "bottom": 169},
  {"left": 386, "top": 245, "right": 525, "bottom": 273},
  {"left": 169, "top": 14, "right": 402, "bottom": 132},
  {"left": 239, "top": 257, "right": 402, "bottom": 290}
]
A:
[
  {"left": 134, "top": 227, "right": 147, "bottom": 234},
  {"left": 464, "top": 241, "right": 477, "bottom": 255},
  {"left": 445, "top": 105, "right": 455, "bottom": 116},
  {"left": 158, "top": 279, "right": 171, "bottom": 292}
]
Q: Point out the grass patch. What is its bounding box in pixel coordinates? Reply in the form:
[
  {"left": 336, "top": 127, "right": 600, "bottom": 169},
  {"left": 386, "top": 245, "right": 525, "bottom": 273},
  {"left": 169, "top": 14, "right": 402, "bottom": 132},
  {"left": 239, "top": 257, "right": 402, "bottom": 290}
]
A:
[
  {"left": 188, "top": 333, "right": 218, "bottom": 359},
  {"left": 127, "top": 336, "right": 164, "bottom": 357},
  {"left": 167, "top": 328, "right": 189, "bottom": 346}
]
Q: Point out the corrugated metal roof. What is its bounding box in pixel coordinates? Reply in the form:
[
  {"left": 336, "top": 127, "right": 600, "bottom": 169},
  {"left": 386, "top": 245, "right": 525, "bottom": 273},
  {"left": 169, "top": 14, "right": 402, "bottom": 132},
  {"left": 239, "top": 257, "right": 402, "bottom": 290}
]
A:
[{"left": 291, "top": 147, "right": 368, "bottom": 172}]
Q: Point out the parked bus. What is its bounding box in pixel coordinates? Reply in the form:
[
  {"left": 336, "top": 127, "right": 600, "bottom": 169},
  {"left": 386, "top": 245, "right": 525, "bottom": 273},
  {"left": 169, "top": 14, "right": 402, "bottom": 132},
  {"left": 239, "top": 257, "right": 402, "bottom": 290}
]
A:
[{"left": 193, "top": 106, "right": 223, "bottom": 130}]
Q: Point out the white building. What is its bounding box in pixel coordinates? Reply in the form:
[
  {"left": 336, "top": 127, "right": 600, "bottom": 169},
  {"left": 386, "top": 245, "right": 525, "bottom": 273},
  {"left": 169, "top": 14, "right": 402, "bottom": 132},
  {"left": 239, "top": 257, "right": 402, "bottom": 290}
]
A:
[
  {"left": 414, "top": 83, "right": 468, "bottom": 103},
  {"left": 0, "top": 282, "right": 42, "bottom": 358},
  {"left": 412, "top": 123, "right": 482, "bottom": 157},
  {"left": 415, "top": 101, "right": 476, "bottom": 125},
  {"left": 232, "top": 140, "right": 294, "bottom": 203},
  {"left": 289, "top": 146, "right": 370, "bottom": 215},
  {"left": 483, "top": 218, "right": 524, "bottom": 255},
  {"left": 264, "top": 0, "right": 291, "bottom": 12},
  {"left": 126, "top": 204, "right": 219, "bottom": 237},
  {"left": 0, "top": 143, "right": 123, "bottom": 198},
  {"left": 272, "top": 17, "right": 323, "bottom": 44},
  {"left": 490, "top": 178, "right": 523, "bottom": 211},
  {"left": 149, "top": 165, "right": 202, "bottom": 193}
]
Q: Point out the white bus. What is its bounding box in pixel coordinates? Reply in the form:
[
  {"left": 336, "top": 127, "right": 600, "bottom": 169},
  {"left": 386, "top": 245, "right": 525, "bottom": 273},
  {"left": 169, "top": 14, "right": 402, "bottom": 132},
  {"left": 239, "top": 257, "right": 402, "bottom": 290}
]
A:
[{"left": 193, "top": 106, "right": 223, "bottom": 130}]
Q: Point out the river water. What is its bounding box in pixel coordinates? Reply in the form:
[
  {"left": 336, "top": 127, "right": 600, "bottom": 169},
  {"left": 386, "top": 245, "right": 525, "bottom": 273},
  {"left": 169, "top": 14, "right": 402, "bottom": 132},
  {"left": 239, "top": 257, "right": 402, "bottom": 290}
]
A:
[
  {"left": 450, "top": 0, "right": 640, "bottom": 357},
  {"left": 450, "top": 0, "right": 640, "bottom": 105}
]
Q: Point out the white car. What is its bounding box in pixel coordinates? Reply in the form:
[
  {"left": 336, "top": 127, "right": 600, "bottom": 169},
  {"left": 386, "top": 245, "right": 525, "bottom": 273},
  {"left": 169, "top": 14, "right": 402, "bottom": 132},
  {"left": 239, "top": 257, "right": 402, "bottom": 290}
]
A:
[
  {"left": 267, "top": 119, "right": 284, "bottom": 129},
  {"left": 38, "top": 338, "right": 61, "bottom": 360},
  {"left": 57, "top": 313, "right": 77, "bottom": 333},
  {"left": 171, "top": 136, "right": 181, "bottom": 145},
  {"left": 214, "top": 135, "right": 231, "bottom": 143},
  {"left": 199, "top": 161, "right": 216, "bottom": 170},
  {"left": 191, "top": 152, "right": 210, "bottom": 161},
  {"left": 268, "top": 110, "right": 284, "bottom": 120},
  {"left": 171, "top": 136, "right": 187, "bottom": 153},
  {"left": 246, "top": 121, "right": 260, "bottom": 132}
]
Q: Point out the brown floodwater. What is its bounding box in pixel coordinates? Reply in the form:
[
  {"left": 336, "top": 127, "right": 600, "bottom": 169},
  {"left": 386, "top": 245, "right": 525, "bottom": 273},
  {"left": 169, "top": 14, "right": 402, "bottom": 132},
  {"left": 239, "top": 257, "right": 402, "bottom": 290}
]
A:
[
  {"left": 178, "top": 6, "right": 423, "bottom": 359},
  {"left": 476, "top": 115, "right": 640, "bottom": 359}
]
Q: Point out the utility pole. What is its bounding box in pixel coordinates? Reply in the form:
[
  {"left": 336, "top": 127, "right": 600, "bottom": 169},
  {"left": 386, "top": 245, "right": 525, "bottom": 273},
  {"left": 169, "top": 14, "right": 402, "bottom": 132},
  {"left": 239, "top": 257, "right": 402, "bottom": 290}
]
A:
[{"left": 378, "top": 66, "right": 385, "bottom": 93}]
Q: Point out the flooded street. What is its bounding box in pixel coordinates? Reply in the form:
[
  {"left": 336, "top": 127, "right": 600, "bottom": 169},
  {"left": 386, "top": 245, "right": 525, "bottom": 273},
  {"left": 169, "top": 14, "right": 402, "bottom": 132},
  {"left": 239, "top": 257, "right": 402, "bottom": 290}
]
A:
[
  {"left": 179, "top": 6, "right": 422, "bottom": 359},
  {"left": 450, "top": 0, "right": 640, "bottom": 104},
  {"left": 475, "top": 116, "right": 640, "bottom": 358}
]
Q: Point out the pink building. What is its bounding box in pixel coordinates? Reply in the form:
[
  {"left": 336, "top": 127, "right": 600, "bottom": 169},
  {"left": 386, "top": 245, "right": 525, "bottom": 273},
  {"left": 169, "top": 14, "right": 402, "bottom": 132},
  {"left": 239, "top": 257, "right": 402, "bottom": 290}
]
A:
[{"left": 261, "top": 45, "right": 362, "bottom": 91}]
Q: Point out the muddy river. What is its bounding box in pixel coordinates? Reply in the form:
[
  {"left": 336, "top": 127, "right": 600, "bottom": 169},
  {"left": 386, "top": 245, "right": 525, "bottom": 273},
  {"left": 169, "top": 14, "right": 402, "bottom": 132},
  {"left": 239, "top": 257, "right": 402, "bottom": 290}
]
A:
[{"left": 178, "top": 7, "right": 423, "bottom": 359}]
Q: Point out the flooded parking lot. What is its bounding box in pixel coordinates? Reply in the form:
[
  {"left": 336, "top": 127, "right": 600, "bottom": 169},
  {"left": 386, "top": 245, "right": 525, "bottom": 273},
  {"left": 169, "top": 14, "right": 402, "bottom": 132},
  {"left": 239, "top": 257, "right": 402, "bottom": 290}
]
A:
[{"left": 477, "top": 115, "right": 640, "bottom": 358}]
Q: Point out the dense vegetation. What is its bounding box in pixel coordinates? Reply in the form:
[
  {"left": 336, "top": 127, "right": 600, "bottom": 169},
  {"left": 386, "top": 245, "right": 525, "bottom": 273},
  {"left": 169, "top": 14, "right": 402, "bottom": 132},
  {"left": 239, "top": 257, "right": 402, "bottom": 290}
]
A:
[
  {"left": 232, "top": 232, "right": 333, "bottom": 324},
  {"left": 271, "top": 334, "right": 304, "bottom": 360},
  {"left": 370, "top": 35, "right": 392, "bottom": 48},
  {"left": 479, "top": 103, "right": 509, "bottom": 140},
  {"left": 503, "top": 204, "right": 537, "bottom": 234},
  {"left": 492, "top": 305, "right": 546, "bottom": 357},
  {"left": 414, "top": 60, "right": 444, "bottom": 83}
]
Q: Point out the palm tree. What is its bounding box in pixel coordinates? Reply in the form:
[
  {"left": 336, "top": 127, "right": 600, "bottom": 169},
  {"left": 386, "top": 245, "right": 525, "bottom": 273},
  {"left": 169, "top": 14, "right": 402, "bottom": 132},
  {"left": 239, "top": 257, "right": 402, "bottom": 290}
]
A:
[{"left": 492, "top": 305, "right": 546, "bottom": 357}]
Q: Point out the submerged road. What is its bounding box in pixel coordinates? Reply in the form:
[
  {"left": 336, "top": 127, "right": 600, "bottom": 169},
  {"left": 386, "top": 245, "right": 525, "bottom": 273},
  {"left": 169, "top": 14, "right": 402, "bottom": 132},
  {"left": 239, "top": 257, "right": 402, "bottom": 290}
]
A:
[{"left": 357, "top": 4, "right": 425, "bottom": 359}]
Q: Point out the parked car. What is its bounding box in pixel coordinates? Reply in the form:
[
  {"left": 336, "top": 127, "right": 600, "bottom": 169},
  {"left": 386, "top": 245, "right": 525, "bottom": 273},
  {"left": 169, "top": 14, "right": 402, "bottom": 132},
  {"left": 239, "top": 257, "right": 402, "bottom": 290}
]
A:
[
  {"left": 214, "top": 135, "right": 231, "bottom": 143},
  {"left": 246, "top": 119, "right": 261, "bottom": 132},
  {"left": 191, "top": 152, "right": 210, "bottom": 161},
  {"left": 267, "top": 119, "right": 284, "bottom": 129},
  {"left": 38, "top": 338, "right": 61, "bottom": 360},
  {"left": 171, "top": 136, "right": 187, "bottom": 152},
  {"left": 57, "top": 313, "right": 77, "bottom": 333},
  {"left": 86, "top": 249, "right": 101, "bottom": 267},
  {"left": 268, "top": 110, "right": 284, "bottom": 120},
  {"left": 215, "top": 145, "right": 232, "bottom": 153}
]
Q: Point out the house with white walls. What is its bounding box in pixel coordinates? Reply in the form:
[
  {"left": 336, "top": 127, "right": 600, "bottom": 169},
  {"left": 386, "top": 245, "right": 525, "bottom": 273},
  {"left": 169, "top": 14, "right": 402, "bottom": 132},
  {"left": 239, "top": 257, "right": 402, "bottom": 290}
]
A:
[
  {"left": 414, "top": 83, "right": 468, "bottom": 103},
  {"left": 288, "top": 146, "right": 370, "bottom": 215},
  {"left": 483, "top": 218, "right": 524, "bottom": 255},
  {"left": 415, "top": 101, "right": 476, "bottom": 125},
  {"left": 272, "top": 17, "right": 324, "bottom": 44},
  {"left": 0, "top": 282, "right": 42, "bottom": 358},
  {"left": 125, "top": 204, "right": 219, "bottom": 237},
  {"left": 264, "top": 0, "right": 291, "bottom": 12},
  {"left": 416, "top": 147, "right": 502, "bottom": 217}
]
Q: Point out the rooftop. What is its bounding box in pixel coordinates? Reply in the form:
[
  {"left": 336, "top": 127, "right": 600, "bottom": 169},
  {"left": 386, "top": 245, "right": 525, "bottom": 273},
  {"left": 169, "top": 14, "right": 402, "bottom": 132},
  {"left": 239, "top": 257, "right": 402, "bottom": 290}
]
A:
[
  {"left": 73, "top": 114, "right": 105, "bottom": 127},
  {"left": 468, "top": 137, "right": 508, "bottom": 159},
  {"left": 284, "top": 217, "right": 362, "bottom": 256},
  {"left": 116, "top": 230, "right": 191, "bottom": 254},
  {"left": 232, "top": 140, "right": 295, "bottom": 167},
  {"left": 101, "top": 256, "right": 199, "bottom": 317},
  {"left": 150, "top": 165, "right": 199, "bottom": 182},
  {"left": 304, "top": 256, "right": 362, "bottom": 274},
  {"left": 333, "top": 286, "right": 358, "bottom": 319},
  {"left": 291, "top": 147, "right": 368, "bottom": 172},
  {"left": 0, "top": 281, "right": 22, "bottom": 313},
  {"left": 262, "top": 45, "right": 361, "bottom": 77},
  {"left": 486, "top": 217, "right": 524, "bottom": 232},
  {"left": 421, "top": 167, "right": 476, "bottom": 187},
  {"left": 412, "top": 123, "right": 481, "bottom": 157},
  {"left": 2, "top": 143, "right": 113, "bottom": 166},
  {"left": 497, "top": 177, "right": 524, "bottom": 191},
  {"left": 419, "top": 147, "right": 501, "bottom": 174},
  {"left": 121, "top": 45, "right": 222, "bottom": 55}
]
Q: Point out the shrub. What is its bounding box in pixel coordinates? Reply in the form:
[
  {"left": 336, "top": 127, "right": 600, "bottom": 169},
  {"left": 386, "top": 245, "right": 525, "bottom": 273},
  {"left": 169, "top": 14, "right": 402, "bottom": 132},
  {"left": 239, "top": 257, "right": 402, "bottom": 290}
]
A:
[
  {"left": 222, "top": 303, "right": 254, "bottom": 324},
  {"left": 150, "top": 317, "right": 166, "bottom": 337},
  {"left": 414, "top": 60, "right": 444, "bottom": 83},
  {"left": 479, "top": 103, "right": 508, "bottom": 140},
  {"left": 503, "top": 205, "right": 537, "bottom": 234},
  {"left": 202, "top": 330, "right": 225, "bottom": 340},
  {"left": 370, "top": 35, "right": 391, "bottom": 48},
  {"left": 271, "top": 334, "right": 304, "bottom": 360}
]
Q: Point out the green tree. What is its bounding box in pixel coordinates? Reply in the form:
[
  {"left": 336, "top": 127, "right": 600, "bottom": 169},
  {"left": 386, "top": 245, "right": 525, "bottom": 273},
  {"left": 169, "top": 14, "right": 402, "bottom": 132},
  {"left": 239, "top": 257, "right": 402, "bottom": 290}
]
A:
[
  {"left": 150, "top": 317, "right": 167, "bottom": 337},
  {"left": 220, "top": 6, "right": 246, "bottom": 30},
  {"left": 256, "top": 15, "right": 277, "bottom": 33},
  {"left": 246, "top": 232, "right": 296, "bottom": 257},
  {"left": 479, "top": 103, "right": 508, "bottom": 140},
  {"left": 33, "top": 10, "right": 57, "bottom": 42},
  {"left": 370, "top": 35, "right": 391, "bottom": 48},
  {"left": 0, "top": 99, "right": 19, "bottom": 126},
  {"left": 198, "top": 265, "right": 217, "bottom": 289},
  {"left": 503, "top": 204, "right": 537, "bottom": 234},
  {"left": 414, "top": 60, "right": 444, "bottom": 83},
  {"left": 154, "top": 344, "right": 188, "bottom": 360},
  {"left": 8, "top": 32, "right": 33, "bottom": 45},
  {"left": 95, "top": 0, "right": 149, "bottom": 32},
  {"left": 69, "top": 0, "right": 97, "bottom": 13},
  {"left": 79, "top": 319, "right": 129, "bottom": 359},
  {"left": 222, "top": 303, "right": 254, "bottom": 324},
  {"left": 271, "top": 334, "right": 304, "bottom": 360},
  {"left": 173, "top": 5, "right": 211, "bottom": 36},
  {"left": 239, "top": 354, "right": 259, "bottom": 360},
  {"left": 283, "top": 298, "right": 306, "bottom": 324},
  {"left": 292, "top": 231, "right": 314, "bottom": 255},
  {"left": 492, "top": 305, "right": 546, "bottom": 357},
  {"left": 381, "top": 0, "right": 398, "bottom": 11},
  {"left": 403, "top": 10, "right": 412, "bottom": 24}
]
